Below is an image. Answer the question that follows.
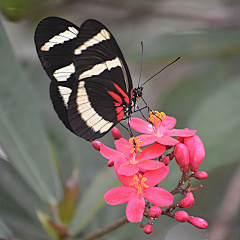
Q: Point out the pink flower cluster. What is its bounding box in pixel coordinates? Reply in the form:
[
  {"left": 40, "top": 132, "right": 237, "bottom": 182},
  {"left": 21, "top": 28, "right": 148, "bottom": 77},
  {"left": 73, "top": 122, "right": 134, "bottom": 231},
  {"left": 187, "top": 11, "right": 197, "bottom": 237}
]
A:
[{"left": 92, "top": 111, "right": 208, "bottom": 233}]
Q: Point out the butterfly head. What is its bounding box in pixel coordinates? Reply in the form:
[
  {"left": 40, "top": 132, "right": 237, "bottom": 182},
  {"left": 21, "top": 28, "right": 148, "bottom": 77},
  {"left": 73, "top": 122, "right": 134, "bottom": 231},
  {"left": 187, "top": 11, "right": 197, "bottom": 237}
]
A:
[
  {"left": 133, "top": 86, "right": 143, "bottom": 99},
  {"left": 125, "top": 86, "right": 143, "bottom": 116}
]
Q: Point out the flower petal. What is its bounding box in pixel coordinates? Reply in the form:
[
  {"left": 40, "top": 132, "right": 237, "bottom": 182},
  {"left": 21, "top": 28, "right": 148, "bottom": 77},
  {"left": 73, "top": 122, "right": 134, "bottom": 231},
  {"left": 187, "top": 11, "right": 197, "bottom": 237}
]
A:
[
  {"left": 165, "top": 129, "right": 197, "bottom": 137},
  {"left": 114, "top": 138, "right": 132, "bottom": 158},
  {"left": 138, "top": 160, "right": 164, "bottom": 171},
  {"left": 137, "top": 143, "right": 166, "bottom": 161},
  {"left": 156, "top": 136, "right": 179, "bottom": 146},
  {"left": 117, "top": 163, "right": 139, "bottom": 176},
  {"left": 100, "top": 145, "right": 124, "bottom": 162},
  {"left": 104, "top": 186, "right": 135, "bottom": 205},
  {"left": 116, "top": 172, "right": 136, "bottom": 187},
  {"left": 126, "top": 195, "right": 145, "bottom": 222},
  {"left": 160, "top": 116, "right": 177, "bottom": 130},
  {"left": 144, "top": 187, "right": 173, "bottom": 206},
  {"left": 144, "top": 165, "right": 169, "bottom": 186},
  {"left": 138, "top": 134, "right": 158, "bottom": 146},
  {"left": 129, "top": 118, "right": 154, "bottom": 134}
]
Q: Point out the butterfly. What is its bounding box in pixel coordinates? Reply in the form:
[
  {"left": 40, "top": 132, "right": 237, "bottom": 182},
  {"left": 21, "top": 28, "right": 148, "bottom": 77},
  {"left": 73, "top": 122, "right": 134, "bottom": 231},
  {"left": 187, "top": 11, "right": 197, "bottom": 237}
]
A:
[{"left": 34, "top": 17, "right": 143, "bottom": 141}]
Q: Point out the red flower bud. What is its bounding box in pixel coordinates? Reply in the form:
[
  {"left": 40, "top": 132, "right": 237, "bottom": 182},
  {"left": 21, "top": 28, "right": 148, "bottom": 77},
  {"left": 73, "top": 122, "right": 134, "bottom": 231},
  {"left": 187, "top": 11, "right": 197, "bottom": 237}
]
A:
[
  {"left": 174, "top": 143, "right": 189, "bottom": 172},
  {"left": 111, "top": 127, "right": 122, "bottom": 140},
  {"left": 162, "top": 156, "right": 170, "bottom": 165},
  {"left": 184, "top": 135, "right": 205, "bottom": 173},
  {"left": 188, "top": 216, "right": 208, "bottom": 229},
  {"left": 107, "top": 160, "right": 114, "bottom": 167},
  {"left": 178, "top": 192, "right": 195, "bottom": 208},
  {"left": 148, "top": 206, "right": 162, "bottom": 218},
  {"left": 194, "top": 171, "right": 208, "bottom": 180},
  {"left": 174, "top": 211, "right": 189, "bottom": 222},
  {"left": 144, "top": 224, "right": 153, "bottom": 234},
  {"left": 92, "top": 141, "right": 102, "bottom": 151}
]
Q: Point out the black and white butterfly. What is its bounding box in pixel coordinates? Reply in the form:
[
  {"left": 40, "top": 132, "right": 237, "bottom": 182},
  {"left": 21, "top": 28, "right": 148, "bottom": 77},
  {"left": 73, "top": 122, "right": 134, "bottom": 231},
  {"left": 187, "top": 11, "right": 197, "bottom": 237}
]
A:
[{"left": 34, "top": 17, "right": 143, "bottom": 141}]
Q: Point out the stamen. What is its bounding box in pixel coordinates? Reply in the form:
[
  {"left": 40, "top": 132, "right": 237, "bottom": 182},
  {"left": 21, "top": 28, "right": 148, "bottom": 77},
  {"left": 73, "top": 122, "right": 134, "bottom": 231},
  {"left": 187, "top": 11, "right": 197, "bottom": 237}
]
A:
[
  {"left": 126, "top": 137, "right": 143, "bottom": 153},
  {"left": 130, "top": 174, "right": 149, "bottom": 193},
  {"left": 149, "top": 111, "right": 166, "bottom": 125}
]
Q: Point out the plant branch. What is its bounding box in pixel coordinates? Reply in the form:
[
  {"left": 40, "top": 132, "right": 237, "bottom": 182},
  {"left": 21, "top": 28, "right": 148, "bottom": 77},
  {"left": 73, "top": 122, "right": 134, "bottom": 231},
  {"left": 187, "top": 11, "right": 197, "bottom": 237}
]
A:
[{"left": 79, "top": 216, "right": 128, "bottom": 240}]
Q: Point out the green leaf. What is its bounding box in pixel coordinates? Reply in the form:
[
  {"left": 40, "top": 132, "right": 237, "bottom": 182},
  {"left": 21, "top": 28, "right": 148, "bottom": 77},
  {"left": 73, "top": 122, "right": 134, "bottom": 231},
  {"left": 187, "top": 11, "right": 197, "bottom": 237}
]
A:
[
  {"left": 142, "top": 28, "right": 240, "bottom": 63},
  {"left": 161, "top": 61, "right": 226, "bottom": 127},
  {"left": 0, "top": 218, "right": 13, "bottom": 240},
  {"left": 0, "top": 160, "right": 46, "bottom": 222},
  {"left": 69, "top": 167, "right": 119, "bottom": 235},
  {"left": 189, "top": 77, "right": 240, "bottom": 171},
  {"left": 0, "top": 0, "right": 62, "bottom": 21},
  {"left": 0, "top": 19, "right": 62, "bottom": 204},
  {"left": 0, "top": 144, "right": 8, "bottom": 161}
]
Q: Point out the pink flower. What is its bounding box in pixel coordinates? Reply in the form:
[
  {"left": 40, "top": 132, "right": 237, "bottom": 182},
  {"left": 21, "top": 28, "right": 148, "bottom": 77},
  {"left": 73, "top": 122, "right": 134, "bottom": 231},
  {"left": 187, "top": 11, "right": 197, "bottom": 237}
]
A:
[
  {"left": 174, "top": 143, "right": 190, "bottom": 172},
  {"left": 188, "top": 216, "right": 208, "bottom": 229},
  {"left": 174, "top": 211, "right": 189, "bottom": 222},
  {"left": 148, "top": 206, "right": 162, "bottom": 218},
  {"left": 129, "top": 111, "right": 196, "bottom": 147},
  {"left": 104, "top": 168, "right": 173, "bottom": 222},
  {"left": 194, "top": 171, "right": 208, "bottom": 180},
  {"left": 144, "top": 224, "right": 153, "bottom": 234},
  {"left": 111, "top": 127, "right": 122, "bottom": 140},
  {"left": 184, "top": 135, "right": 205, "bottom": 173},
  {"left": 100, "top": 137, "right": 166, "bottom": 176},
  {"left": 178, "top": 192, "right": 195, "bottom": 208}
]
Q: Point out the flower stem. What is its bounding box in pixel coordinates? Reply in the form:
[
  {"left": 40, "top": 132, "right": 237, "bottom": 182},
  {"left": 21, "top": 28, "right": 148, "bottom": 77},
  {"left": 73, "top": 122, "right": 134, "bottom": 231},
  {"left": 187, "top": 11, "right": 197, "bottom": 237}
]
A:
[{"left": 78, "top": 217, "right": 128, "bottom": 240}]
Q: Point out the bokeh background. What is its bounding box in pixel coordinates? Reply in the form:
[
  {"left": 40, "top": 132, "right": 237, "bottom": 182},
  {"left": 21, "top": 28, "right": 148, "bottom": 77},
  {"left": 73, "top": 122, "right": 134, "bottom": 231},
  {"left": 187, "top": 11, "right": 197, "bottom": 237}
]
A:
[{"left": 0, "top": 0, "right": 240, "bottom": 239}]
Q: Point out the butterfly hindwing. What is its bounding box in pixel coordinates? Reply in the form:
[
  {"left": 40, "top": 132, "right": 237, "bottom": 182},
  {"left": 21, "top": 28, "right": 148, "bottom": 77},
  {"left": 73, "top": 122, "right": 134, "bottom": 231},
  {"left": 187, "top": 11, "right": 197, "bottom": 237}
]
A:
[{"left": 34, "top": 17, "right": 134, "bottom": 141}]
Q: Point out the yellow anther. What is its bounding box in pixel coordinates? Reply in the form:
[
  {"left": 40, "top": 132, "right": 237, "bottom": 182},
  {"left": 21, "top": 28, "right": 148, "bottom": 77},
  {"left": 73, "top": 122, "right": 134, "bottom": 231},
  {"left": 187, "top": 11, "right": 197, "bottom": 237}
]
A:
[
  {"left": 149, "top": 111, "right": 166, "bottom": 125},
  {"left": 126, "top": 137, "right": 143, "bottom": 153},
  {"left": 130, "top": 174, "right": 149, "bottom": 193}
]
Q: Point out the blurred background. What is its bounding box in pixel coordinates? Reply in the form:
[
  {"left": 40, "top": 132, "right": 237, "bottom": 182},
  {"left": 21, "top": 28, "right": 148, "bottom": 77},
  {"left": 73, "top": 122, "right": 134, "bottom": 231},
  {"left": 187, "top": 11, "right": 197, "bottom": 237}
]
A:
[{"left": 0, "top": 0, "right": 240, "bottom": 239}]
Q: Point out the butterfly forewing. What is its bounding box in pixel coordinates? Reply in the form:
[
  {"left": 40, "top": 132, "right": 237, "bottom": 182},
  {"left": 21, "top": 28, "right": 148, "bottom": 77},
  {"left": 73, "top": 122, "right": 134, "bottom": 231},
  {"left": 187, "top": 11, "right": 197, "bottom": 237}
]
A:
[
  {"left": 34, "top": 17, "right": 81, "bottom": 132},
  {"left": 73, "top": 19, "right": 133, "bottom": 94},
  {"left": 34, "top": 17, "right": 134, "bottom": 141}
]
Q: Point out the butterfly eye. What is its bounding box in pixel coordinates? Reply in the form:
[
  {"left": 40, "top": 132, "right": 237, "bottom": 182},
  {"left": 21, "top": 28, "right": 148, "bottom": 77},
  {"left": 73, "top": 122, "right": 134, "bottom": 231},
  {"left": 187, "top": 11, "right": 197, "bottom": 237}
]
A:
[{"left": 137, "top": 88, "right": 143, "bottom": 98}]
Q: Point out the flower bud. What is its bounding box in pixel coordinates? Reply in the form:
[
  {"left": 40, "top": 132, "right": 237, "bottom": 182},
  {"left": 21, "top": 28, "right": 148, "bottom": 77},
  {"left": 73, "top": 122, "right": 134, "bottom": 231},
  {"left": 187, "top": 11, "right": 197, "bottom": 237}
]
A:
[
  {"left": 59, "top": 170, "right": 79, "bottom": 224},
  {"left": 184, "top": 135, "right": 205, "bottom": 173},
  {"left": 188, "top": 216, "right": 208, "bottom": 229},
  {"left": 144, "top": 224, "right": 153, "bottom": 234},
  {"left": 107, "top": 160, "right": 114, "bottom": 167},
  {"left": 178, "top": 192, "right": 195, "bottom": 208},
  {"left": 111, "top": 127, "right": 122, "bottom": 140},
  {"left": 194, "top": 171, "right": 208, "bottom": 180},
  {"left": 174, "top": 143, "right": 189, "bottom": 172},
  {"left": 174, "top": 211, "right": 189, "bottom": 222},
  {"left": 92, "top": 141, "right": 102, "bottom": 151},
  {"left": 162, "top": 156, "right": 170, "bottom": 165},
  {"left": 148, "top": 206, "right": 162, "bottom": 218}
]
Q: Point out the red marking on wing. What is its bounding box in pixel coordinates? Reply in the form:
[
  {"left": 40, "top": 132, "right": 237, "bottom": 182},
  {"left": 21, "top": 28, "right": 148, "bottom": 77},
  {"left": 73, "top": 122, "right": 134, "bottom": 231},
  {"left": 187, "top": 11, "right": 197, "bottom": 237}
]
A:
[
  {"left": 113, "top": 83, "right": 129, "bottom": 104},
  {"left": 117, "top": 109, "right": 124, "bottom": 121},
  {"left": 131, "top": 88, "right": 133, "bottom": 98},
  {"left": 116, "top": 106, "right": 123, "bottom": 114},
  {"left": 108, "top": 91, "right": 123, "bottom": 105}
]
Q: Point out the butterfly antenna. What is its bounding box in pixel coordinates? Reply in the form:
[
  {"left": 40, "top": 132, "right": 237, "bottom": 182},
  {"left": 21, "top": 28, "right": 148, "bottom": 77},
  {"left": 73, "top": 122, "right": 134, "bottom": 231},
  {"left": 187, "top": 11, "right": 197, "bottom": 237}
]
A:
[
  {"left": 138, "top": 41, "right": 144, "bottom": 88},
  {"left": 140, "top": 57, "right": 180, "bottom": 87}
]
